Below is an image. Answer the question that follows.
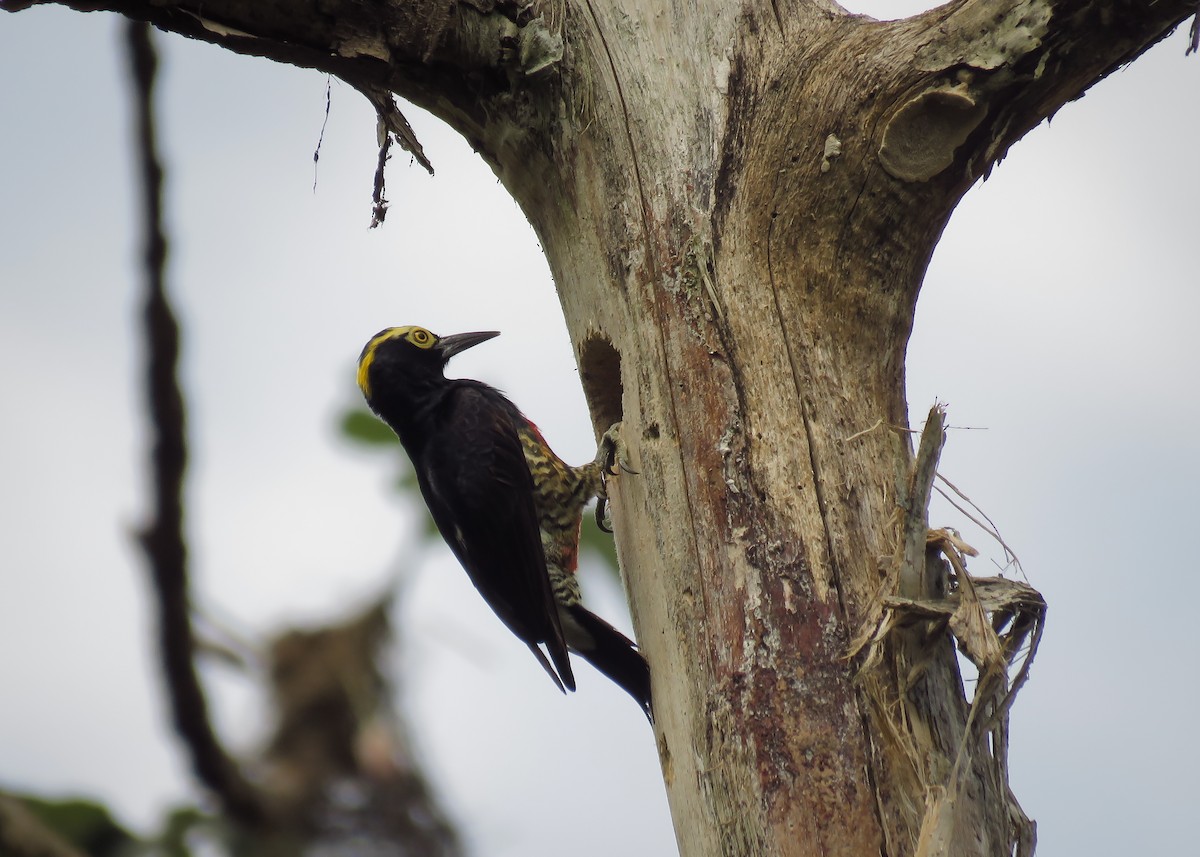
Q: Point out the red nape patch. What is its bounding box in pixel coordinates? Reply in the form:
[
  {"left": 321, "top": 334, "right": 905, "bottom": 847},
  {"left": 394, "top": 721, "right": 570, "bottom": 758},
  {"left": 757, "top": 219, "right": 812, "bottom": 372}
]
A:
[{"left": 523, "top": 418, "right": 549, "bottom": 445}]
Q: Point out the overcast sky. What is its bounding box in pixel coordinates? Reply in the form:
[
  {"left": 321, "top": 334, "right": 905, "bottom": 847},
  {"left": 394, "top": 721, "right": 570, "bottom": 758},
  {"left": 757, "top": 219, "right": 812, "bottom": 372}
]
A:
[{"left": 1, "top": 4, "right": 1197, "bottom": 856}]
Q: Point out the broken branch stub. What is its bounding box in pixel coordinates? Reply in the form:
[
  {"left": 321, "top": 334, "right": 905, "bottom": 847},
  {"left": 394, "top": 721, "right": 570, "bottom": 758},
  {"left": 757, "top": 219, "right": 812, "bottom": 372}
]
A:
[{"left": 851, "top": 405, "right": 1045, "bottom": 857}]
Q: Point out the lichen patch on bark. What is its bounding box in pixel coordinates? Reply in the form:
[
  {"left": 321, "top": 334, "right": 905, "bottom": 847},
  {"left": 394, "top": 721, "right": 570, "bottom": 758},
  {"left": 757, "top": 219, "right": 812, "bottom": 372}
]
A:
[{"left": 915, "top": 0, "right": 1053, "bottom": 71}]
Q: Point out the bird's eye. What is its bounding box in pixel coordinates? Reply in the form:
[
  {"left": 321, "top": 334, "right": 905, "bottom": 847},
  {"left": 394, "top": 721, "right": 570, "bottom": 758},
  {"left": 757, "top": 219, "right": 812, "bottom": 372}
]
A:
[{"left": 409, "top": 328, "right": 434, "bottom": 348}]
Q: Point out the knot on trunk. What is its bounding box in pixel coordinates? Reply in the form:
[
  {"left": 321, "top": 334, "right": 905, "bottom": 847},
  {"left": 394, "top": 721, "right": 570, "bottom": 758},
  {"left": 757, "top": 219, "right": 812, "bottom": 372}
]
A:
[{"left": 878, "top": 84, "right": 986, "bottom": 182}]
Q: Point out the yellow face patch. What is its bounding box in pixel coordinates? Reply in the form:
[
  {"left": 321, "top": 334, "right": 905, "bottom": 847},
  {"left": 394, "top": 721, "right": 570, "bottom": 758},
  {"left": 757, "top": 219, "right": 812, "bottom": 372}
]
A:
[{"left": 357, "top": 326, "right": 438, "bottom": 399}]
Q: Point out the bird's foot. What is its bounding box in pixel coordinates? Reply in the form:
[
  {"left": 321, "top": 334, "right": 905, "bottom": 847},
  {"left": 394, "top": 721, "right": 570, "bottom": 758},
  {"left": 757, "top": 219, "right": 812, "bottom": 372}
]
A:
[
  {"left": 596, "top": 422, "right": 638, "bottom": 476},
  {"left": 595, "top": 422, "right": 636, "bottom": 533}
]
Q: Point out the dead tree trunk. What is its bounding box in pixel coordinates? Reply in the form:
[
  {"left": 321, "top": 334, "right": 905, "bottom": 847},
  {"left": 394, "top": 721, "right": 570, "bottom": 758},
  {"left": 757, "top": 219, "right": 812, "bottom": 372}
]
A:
[{"left": 6, "top": 1, "right": 1191, "bottom": 854}]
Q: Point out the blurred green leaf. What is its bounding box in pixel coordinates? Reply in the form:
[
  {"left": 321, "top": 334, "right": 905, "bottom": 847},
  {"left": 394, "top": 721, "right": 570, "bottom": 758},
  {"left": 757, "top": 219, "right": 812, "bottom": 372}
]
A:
[
  {"left": 579, "top": 509, "right": 619, "bottom": 577},
  {"left": 338, "top": 390, "right": 438, "bottom": 544},
  {"left": 19, "top": 794, "right": 137, "bottom": 857},
  {"left": 154, "top": 804, "right": 215, "bottom": 857},
  {"left": 340, "top": 408, "right": 398, "bottom": 447}
]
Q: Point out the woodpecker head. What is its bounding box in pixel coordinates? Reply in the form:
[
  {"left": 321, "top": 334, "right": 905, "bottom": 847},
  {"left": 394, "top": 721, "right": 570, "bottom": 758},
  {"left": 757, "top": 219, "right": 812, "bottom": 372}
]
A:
[{"left": 357, "top": 326, "right": 499, "bottom": 407}]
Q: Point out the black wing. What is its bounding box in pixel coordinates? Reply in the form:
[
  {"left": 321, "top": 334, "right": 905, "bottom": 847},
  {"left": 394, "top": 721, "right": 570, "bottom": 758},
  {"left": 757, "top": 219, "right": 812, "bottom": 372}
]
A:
[{"left": 416, "top": 383, "right": 575, "bottom": 692}]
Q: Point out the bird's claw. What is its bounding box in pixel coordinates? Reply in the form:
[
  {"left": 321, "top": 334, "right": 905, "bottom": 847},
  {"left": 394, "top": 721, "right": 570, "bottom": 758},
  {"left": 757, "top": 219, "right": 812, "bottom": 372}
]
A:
[
  {"left": 597, "top": 422, "right": 638, "bottom": 477},
  {"left": 596, "top": 496, "right": 613, "bottom": 533},
  {"left": 595, "top": 422, "right": 636, "bottom": 533}
]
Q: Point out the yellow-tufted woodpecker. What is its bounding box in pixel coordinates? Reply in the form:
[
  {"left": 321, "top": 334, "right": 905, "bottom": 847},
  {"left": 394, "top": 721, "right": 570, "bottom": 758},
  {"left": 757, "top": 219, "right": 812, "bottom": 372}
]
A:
[{"left": 357, "top": 326, "right": 652, "bottom": 720}]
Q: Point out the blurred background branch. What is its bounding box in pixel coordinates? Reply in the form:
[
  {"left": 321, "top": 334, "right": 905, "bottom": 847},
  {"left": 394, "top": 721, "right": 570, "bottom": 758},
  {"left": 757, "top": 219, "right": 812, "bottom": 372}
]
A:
[
  {"left": 126, "top": 18, "right": 269, "bottom": 829},
  {"left": 11, "top": 20, "right": 473, "bottom": 857}
]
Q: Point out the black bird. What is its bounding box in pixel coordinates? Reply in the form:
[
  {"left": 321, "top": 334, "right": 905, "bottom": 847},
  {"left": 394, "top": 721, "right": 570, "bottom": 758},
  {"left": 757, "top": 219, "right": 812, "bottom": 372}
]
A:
[{"left": 358, "top": 325, "right": 652, "bottom": 720}]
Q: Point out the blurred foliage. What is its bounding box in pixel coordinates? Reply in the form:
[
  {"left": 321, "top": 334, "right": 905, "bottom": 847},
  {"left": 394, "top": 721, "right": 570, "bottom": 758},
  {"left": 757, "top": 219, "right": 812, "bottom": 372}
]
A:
[
  {"left": 339, "top": 404, "right": 438, "bottom": 540},
  {"left": 7, "top": 792, "right": 233, "bottom": 857},
  {"left": 579, "top": 509, "right": 620, "bottom": 574},
  {"left": 339, "top": 409, "right": 398, "bottom": 448},
  {"left": 11, "top": 793, "right": 137, "bottom": 857},
  {"left": 155, "top": 805, "right": 216, "bottom": 857},
  {"left": 339, "top": 395, "right": 619, "bottom": 575}
]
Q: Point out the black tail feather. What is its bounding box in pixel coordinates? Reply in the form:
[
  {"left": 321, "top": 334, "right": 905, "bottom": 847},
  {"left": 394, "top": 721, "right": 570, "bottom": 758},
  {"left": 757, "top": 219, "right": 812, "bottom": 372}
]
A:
[
  {"left": 562, "top": 605, "right": 653, "bottom": 722},
  {"left": 527, "top": 642, "right": 574, "bottom": 693}
]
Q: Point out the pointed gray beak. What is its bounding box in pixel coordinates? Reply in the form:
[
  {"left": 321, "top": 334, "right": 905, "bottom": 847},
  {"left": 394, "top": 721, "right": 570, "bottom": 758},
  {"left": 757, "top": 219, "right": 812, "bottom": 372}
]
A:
[{"left": 437, "top": 330, "right": 500, "bottom": 359}]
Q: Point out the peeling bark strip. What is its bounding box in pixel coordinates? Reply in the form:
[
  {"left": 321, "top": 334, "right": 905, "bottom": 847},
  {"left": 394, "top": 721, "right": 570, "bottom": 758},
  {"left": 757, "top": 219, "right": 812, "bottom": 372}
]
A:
[
  {"left": 850, "top": 409, "right": 1045, "bottom": 857},
  {"left": 11, "top": 1, "right": 1194, "bottom": 855}
]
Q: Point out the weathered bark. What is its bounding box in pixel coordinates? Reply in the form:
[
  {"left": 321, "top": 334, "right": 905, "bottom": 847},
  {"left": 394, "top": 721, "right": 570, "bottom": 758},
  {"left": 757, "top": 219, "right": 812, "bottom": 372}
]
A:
[{"left": 6, "top": 1, "right": 1191, "bottom": 855}]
